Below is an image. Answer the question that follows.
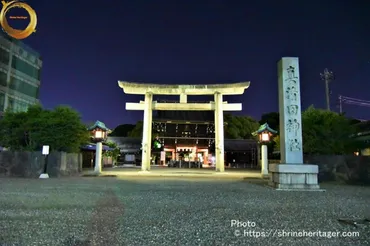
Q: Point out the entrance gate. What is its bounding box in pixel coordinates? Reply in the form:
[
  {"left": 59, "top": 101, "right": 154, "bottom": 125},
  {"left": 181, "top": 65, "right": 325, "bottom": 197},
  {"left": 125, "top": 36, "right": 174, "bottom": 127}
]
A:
[{"left": 118, "top": 82, "right": 250, "bottom": 172}]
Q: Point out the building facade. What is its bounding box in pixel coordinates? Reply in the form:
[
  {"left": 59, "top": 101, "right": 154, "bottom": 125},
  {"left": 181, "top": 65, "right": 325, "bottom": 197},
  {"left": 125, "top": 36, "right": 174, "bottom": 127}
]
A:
[
  {"left": 0, "top": 33, "right": 42, "bottom": 115},
  {"left": 152, "top": 108, "right": 215, "bottom": 165},
  {"left": 107, "top": 136, "right": 142, "bottom": 165},
  {"left": 352, "top": 120, "right": 370, "bottom": 156}
]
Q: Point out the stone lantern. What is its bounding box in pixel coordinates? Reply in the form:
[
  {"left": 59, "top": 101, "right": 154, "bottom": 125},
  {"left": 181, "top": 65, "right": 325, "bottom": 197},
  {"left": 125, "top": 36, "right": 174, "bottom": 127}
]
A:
[
  {"left": 252, "top": 123, "right": 277, "bottom": 177},
  {"left": 88, "top": 121, "right": 109, "bottom": 174}
]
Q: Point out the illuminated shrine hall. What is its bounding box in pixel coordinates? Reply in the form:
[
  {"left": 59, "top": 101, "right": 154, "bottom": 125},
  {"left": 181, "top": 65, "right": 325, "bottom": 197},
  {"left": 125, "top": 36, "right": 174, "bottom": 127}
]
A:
[{"left": 151, "top": 102, "right": 258, "bottom": 167}]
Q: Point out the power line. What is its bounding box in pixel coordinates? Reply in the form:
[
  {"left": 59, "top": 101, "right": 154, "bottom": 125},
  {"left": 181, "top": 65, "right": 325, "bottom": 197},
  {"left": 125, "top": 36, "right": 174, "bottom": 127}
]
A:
[
  {"left": 344, "top": 101, "right": 370, "bottom": 107},
  {"left": 341, "top": 97, "right": 370, "bottom": 105},
  {"left": 338, "top": 95, "right": 370, "bottom": 113},
  {"left": 341, "top": 96, "right": 370, "bottom": 104}
]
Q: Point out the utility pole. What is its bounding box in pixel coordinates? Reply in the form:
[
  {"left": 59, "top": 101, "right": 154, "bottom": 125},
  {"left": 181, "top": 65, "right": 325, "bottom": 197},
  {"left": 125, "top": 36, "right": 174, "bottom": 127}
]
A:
[
  {"left": 320, "top": 68, "right": 334, "bottom": 111},
  {"left": 338, "top": 95, "right": 342, "bottom": 114}
]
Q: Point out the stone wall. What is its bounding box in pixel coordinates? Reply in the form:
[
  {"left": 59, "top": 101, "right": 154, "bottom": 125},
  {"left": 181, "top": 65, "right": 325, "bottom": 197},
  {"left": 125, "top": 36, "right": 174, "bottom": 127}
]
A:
[
  {"left": 0, "top": 151, "right": 82, "bottom": 178},
  {"left": 303, "top": 155, "right": 370, "bottom": 184}
]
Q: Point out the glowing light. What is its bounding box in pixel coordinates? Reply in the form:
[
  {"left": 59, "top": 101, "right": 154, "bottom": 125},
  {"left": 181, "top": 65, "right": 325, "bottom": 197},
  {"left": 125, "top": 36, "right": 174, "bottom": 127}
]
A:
[
  {"left": 95, "top": 130, "right": 103, "bottom": 139},
  {"left": 261, "top": 132, "right": 270, "bottom": 142}
]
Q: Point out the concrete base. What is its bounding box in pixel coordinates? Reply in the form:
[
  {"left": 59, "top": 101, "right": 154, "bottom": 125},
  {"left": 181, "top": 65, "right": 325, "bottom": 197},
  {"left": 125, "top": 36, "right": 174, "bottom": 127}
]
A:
[
  {"left": 113, "top": 164, "right": 137, "bottom": 168},
  {"left": 121, "top": 164, "right": 136, "bottom": 167},
  {"left": 269, "top": 164, "right": 323, "bottom": 191},
  {"left": 214, "top": 172, "right": 229, "bottom": 175},
  {"left": 39, "top": 173, "right": 49, "bottom": 179},
  {"left": 138, "top": 170, "right": 150, "bottom": 174},
  {"left": 261, "top": 174, "right": 269, "bottom": 179}
]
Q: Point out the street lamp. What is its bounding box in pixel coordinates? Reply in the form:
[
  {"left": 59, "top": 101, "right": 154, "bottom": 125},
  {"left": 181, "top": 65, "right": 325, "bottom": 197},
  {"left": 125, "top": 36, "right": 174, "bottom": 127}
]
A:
[
  {"left": 252, "top": 123, "right": 277, "bottom": 178},
  {"left": 88, "top": 121, "right": 109, "bottom": 174}
]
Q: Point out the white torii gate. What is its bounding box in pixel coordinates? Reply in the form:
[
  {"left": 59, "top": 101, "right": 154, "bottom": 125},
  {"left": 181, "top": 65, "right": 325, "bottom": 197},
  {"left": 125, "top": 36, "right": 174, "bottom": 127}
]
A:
[{"left": 118, "top": 81, "right": 250, "bottom": 172}]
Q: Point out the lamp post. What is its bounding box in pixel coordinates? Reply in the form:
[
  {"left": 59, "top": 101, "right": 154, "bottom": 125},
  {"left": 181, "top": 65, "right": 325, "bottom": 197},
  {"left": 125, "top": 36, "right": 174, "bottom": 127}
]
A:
[
  {"left": 252, "top": 123, "right": 277, "bottom": 178},
  {"left": 88, "top": 121, "right": 109, "bottom": 175}
]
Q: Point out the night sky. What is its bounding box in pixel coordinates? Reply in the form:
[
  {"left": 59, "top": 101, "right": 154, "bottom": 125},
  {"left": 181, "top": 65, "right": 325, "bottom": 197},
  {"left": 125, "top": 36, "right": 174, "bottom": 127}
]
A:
[{"left": 20, "top": 0, "right": 370, "bottom": 128}]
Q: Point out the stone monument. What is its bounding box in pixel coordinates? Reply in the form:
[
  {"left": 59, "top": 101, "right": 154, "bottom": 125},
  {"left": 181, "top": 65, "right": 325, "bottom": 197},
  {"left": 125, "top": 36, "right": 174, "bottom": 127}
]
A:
[{"left": 269, "top": 57, "right": 321, "bottom": 190}]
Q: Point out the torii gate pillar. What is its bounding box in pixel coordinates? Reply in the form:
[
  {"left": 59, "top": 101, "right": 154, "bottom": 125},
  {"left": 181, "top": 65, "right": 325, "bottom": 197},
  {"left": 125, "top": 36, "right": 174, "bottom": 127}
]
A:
[
  {"left": 141, "top": 92, "right": 153, "bottom": 171},
  {"left": 214, "top": 92, "right": 225, "bottom": 172}
]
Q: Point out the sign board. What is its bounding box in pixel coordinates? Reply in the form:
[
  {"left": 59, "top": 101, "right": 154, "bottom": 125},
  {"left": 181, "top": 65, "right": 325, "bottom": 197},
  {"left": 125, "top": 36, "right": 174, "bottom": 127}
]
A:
[
  {"left": 42, "top": 145, "right": 49, "bottom": 155},
  {"left": 125, "top": 154, "right": 135, "bottom": 162}
]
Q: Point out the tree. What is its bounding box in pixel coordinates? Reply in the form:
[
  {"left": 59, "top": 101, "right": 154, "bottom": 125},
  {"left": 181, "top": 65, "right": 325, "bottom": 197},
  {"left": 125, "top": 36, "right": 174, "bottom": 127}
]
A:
[
  {"left": 302, "top": 106, "right": 358, "bottom": 155},
  {"left": 273, "top": 135, "right": 280, "bottom": 151},
  {"left": 103, "top": 141, "right": 121, "bottom": 165},
  {"left": 0, "top": 110, "right": 30, "bottom": 150},
  {"left": 259, "top": 112, "right": 279, "bottom": 130},
  {"left": 109, "top": 124, "right": 135, "bottom": 137},
  {"left": 224, "top": 114, "right": 260, "bottom": 139},
  {"left": 348, "top": 118, "right": 362, "bottom": 125},
  {"left": 0, "top": 105, "right": 90, "bottom": 153},
  {"left": 128, "top": 121, "right": 143, "bottom": 138}
]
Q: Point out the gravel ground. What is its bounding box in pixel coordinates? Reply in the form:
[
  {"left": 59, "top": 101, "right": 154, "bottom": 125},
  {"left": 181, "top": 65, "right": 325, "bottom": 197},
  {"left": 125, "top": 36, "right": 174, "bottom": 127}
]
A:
[{"left": 0, "top": 177, "right": 369, "bottom": 246}]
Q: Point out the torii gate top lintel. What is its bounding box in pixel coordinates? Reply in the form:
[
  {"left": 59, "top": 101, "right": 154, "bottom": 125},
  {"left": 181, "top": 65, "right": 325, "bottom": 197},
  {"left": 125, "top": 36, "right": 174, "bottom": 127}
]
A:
[{"left": 118, "top": 81, "right": 250, "bottom": 95}]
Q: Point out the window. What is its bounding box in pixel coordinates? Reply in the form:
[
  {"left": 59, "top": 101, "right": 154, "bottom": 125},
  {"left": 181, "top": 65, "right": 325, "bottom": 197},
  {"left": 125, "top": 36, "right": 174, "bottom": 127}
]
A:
[
  {"left": 9, "top": 76, "right": 39, "bottom": 98},
  {"left": 8, "top": 77, "right": 20, "bottom": 90},
  {"left": 0, "top": 48, "right": 9, "bottom": 65},
  {"left": 0, "top": 70, "right": 7, "bottom": 86},
  {"left": 13, "top": 99, "right": 28, "bottom": 112},
  {"left": 7, "top": 97, "right": 14, "bottom": 110},
  {"left": 11, "top": 56, "right": 41, "bottom": 80},
  {"left": 0, "top": 92, "right": 5, "bottom": 111},
  {"left": 23, "top": 82, "right": 38, "bottom": 98}
]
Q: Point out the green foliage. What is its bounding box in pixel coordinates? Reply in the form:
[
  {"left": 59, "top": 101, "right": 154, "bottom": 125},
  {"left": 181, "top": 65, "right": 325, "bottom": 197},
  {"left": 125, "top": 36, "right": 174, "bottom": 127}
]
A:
[
  {"left": 259, "top": 112, "right": 279, "bottom": 130},
  {"left": 0, "top": 104, "right": 90, "bottom": 153},
  {"left": 302, "top": 106, "right": 358, "bottom": 155},
  {"left": 348, "top": 118, "right": 362, "bottom": 125},
  {"left": 273, "top": 135, "right": 280, "bottom": 151},
  {"left": 103, "top": 141, "right": 120, "bottom": 162},
  {"left": 84, "top": 121, "right": 96, "bottom": 128},
  {"left": 110, "top": 124, "right": 135, "bottom": 137},
  {"left": 224, "top": 114, "right": 260, "bottom": 139},
  {"left": 128, "top": 121, "right": 143, "bottom": 138}
]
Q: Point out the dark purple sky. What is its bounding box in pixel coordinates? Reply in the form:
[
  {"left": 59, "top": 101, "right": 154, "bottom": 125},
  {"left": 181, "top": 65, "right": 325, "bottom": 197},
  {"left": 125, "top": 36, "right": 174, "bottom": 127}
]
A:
[{"left": 21, "top": 0, "right": 370, "bottom": 128}]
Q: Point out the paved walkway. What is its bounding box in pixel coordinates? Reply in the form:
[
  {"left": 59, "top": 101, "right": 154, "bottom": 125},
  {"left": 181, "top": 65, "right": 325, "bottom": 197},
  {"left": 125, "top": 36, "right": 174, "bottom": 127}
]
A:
[
  {"left": 84, "top": 167, "right": 263, "bottom": 179},
  {"left": 0, "top": 177, "right": 369, "bottom": 245}
]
